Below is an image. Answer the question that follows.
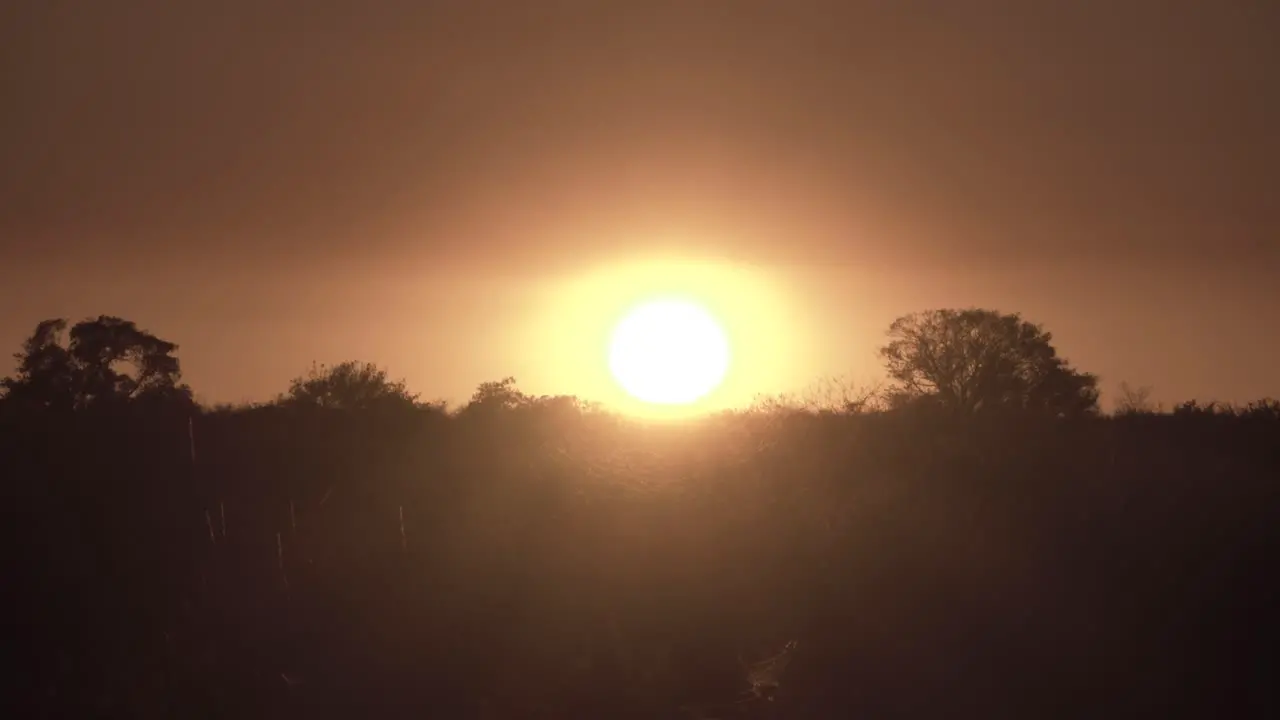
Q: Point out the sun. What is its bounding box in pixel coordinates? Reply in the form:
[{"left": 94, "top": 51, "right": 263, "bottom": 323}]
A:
[{"left": 607, "top": 298, "right": 731, "bottom": 405}]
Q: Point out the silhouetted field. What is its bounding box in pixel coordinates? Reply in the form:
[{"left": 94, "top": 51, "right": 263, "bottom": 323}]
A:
[{"left": 5, "top": 404, "right": 1279, "bottom": 718}]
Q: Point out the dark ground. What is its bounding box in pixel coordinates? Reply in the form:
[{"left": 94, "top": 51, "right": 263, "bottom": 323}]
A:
[{"left": 5, "top": 404, "right": 1278, "bottom": 718}]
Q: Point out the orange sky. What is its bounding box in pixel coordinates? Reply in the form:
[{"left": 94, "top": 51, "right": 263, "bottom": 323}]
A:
[{"left": 2, "top": 1, "right": 1277, "bottom": 410}]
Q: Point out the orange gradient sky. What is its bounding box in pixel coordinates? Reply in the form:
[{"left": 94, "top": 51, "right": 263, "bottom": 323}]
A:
[{"left": 1, "top": 1, "right": 1277, "bottom": 410}]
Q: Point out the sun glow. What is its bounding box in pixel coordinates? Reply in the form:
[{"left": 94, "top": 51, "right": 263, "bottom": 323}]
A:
[
  {"left": 523, "top": 251, "right": 812, "bottom": 418},
  {"left": 608, "top": 298, "right": 730, "bottom": 405}
]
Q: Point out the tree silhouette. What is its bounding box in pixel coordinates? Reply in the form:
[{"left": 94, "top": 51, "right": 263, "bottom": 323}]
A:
[
  {"left": 879, "top": 308, "right": 1099, "bottom": 417},
  {"left": 1, "top": 316, "right": 191, "bottom": 411},
  {"left": 280, "top": 360, "right": 418, "bottom": 411},
  {"left": 458, "top": 376, "right": 530, "bottom": 417}
]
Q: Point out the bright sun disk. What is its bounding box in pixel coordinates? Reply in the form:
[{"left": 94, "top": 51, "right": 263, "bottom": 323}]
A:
[{"left": 607, "top": 298, "right": 731, "bottom": 405}]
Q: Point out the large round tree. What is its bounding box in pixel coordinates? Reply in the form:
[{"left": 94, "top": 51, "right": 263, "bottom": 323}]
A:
[
  {"left": 879, "top": 308, "right": 1099, "bottom": 418},
  {"left": 1, "top": 316, "right": 192, "bottom": 412}
]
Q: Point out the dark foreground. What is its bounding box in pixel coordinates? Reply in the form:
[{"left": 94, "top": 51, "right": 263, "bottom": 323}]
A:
[{"left": 5, "top": 406, "right": 1279, "bottom": 718}]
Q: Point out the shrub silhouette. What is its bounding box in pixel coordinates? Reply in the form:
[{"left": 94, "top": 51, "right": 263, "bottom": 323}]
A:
[{"left": 280, "top": 360, "right": 420, "bottom": 412}]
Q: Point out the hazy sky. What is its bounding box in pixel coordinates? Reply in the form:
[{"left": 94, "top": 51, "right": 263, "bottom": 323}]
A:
[{"left": 2, "top": 1, "right": 1277, "bottom": 409}]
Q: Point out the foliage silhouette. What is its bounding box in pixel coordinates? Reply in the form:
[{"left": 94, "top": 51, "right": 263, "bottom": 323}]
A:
[
  {"left": 460, "top": 375, "right": 531, "bottom": 414},
  {"left": 880, "top": 308, "right": 1100, "bottom": 417},
  {"left": 1, "top": 315, "right": 192, "bottom": 412},
  {"left": 281, "top": 360, "right": 420, "bottom": 412}
]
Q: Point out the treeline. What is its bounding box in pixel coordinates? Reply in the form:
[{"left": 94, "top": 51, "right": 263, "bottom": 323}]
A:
[
  {"left": 2, "top": 311, "right": 1278, "bottom": 718},
  {"left": 2, "top": 310, "right": 1276, "bottom": 420}
]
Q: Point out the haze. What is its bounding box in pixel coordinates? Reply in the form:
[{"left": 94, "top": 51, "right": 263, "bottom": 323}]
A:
[{"left": 2, "top": 1, "right": 1276, "bottom": 409}]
